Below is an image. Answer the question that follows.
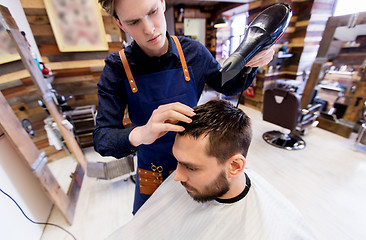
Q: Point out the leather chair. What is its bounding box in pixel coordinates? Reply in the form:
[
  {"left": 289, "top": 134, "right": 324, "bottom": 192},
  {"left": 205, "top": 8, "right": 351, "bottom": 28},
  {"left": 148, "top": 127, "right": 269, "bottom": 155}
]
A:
[{"left": 262, "top": 88, "right": 321, "bottom": 150}]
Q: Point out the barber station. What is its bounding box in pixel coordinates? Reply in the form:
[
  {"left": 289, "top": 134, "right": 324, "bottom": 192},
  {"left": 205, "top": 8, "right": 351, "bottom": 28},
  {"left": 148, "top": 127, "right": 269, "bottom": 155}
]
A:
[{"left": 1, "top": 0, "right": 365, "bottom": 239}]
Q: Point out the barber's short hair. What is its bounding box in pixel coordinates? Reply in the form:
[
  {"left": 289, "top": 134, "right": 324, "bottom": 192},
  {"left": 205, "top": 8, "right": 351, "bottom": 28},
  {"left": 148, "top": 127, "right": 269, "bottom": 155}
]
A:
[
  {"left": 99, "top": 0, "right": 119, "bottom": 19},
  {"left": 178, "top": 100, "right": 252, "bottom": 164}
]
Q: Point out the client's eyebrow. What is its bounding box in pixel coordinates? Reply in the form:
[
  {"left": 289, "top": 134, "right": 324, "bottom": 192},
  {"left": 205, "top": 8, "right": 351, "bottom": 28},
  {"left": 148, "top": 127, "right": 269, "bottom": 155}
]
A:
[{"left": 177, "top": 160, "right": 200, "bottom": 170}]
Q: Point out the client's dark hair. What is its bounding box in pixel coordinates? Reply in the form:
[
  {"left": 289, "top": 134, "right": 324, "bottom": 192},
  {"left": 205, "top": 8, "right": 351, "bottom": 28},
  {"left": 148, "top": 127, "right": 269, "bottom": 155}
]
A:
[{"left": 178, "top": 100, "right": 252, "bottom": 164}]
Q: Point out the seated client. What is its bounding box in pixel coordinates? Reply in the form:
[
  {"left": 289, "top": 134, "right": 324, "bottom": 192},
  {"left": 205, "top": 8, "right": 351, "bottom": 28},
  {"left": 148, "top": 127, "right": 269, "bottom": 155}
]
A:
[{"left": 107, "top": 99, "right": 316, "bottom": 240}]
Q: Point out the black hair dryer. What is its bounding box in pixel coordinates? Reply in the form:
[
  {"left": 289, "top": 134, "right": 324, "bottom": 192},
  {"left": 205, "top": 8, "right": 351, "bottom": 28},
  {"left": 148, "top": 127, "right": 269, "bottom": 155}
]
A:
[{"left": 220, "top": 3, "right": 292, "bottom": 85}]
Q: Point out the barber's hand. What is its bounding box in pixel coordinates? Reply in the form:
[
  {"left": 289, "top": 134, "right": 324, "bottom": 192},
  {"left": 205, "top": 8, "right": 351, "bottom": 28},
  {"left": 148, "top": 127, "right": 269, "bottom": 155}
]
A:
[
  {"left": 245, "top": 47, "right": 275, "bottom": 67},
  {"left": 129, "top": 102, "right": 195, "bottom": 146}
]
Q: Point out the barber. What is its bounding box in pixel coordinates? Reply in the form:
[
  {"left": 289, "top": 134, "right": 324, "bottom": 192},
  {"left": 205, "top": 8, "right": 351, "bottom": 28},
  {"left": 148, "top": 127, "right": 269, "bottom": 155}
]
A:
[{"left": 93, "top": 0, "right": 274, "bottom": 214}]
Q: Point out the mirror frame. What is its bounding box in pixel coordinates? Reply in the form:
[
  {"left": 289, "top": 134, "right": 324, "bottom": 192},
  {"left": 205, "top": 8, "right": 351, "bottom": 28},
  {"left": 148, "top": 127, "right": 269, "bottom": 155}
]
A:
[{"left": 301, "top": 12, "right": 366, "bottom": 137}]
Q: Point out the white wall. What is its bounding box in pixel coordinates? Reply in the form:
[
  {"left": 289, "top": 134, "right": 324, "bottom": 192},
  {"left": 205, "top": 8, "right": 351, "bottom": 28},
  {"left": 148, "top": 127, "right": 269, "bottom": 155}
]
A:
[
  {"left": 334, "top": 0, "right": 366, "bottom": 16},
  {"left": 184, "top": 18, "right": 206, "bottom": 46},
  {"left": 0, "top": 0, "right": 41, "bottom": 61},
  {"left": 0, "top": 134, "right": 53, "bottom": 240},
  {"left": 0, "top": 0, "right": 52, "bottom": 230}
]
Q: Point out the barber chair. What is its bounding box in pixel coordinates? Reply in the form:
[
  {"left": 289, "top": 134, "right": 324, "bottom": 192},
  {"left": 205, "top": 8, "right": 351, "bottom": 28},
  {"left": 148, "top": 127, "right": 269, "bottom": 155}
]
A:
[{"left": 262, "top": 88, "right": 322, "bottom": 150}]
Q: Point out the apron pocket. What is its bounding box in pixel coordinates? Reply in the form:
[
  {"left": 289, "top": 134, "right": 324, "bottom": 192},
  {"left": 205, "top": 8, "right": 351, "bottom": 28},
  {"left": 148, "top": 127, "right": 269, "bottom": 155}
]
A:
[{"left": 138, "top": 168, "right": 163, "bottom": 195}]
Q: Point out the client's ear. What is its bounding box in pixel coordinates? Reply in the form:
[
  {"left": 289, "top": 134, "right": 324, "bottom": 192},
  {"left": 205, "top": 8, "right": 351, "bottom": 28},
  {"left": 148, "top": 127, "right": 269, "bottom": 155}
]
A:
[{"left": 227, "top": 154, "right": 246, "bottom": 177}]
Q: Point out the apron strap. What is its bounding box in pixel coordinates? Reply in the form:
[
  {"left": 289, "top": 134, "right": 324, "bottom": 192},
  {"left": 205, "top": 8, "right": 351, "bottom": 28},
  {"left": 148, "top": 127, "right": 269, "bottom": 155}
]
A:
[
  {"left": 118, "top": 36, "right": 190, "bottom": 94},
  {"left": 171, "top": 36, "right": 191, "bottom": 82},
  {"left": 119, "top": 49, "right": 138, "bottom": 93}
]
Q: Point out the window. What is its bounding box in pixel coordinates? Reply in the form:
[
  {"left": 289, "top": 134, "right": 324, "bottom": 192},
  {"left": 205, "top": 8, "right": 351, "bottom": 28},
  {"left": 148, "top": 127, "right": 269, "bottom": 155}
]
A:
[
  {"left": 333, "top": 0, "right": 366, "bottom": 16},
  {"left": 230, "top": 13, "right": 247, "bottom": 54}
]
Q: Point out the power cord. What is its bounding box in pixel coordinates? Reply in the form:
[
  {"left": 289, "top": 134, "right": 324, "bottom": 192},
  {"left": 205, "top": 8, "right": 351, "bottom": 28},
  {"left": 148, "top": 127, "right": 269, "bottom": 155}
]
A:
[
  {"left": 0, "top": 187, "right": 77, "bottom": 240},
  {"left": 236, "top": 66, "right": 253, "bottom": 108}
]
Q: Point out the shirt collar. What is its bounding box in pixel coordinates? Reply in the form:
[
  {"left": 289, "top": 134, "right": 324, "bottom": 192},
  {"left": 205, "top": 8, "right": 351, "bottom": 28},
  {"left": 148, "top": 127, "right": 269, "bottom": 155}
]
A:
[
  {"left": 166, "top": 32, "right": 180, "bottom": 59},
  {"left": 215, "top": 172, "right": 251, "bottom": 204}
]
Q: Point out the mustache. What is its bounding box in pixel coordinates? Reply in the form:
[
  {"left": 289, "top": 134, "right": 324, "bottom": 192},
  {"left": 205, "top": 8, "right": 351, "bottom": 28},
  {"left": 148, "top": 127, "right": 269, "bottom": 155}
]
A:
[{"left": 180, "top": 181, "right": 196, "bottom": 191}]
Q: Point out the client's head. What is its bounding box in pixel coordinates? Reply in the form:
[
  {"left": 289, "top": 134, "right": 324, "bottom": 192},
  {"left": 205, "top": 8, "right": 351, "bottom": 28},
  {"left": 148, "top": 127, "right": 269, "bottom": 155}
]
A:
[{"left": 172, "top": 99, "right": 252, "bottom": 202}]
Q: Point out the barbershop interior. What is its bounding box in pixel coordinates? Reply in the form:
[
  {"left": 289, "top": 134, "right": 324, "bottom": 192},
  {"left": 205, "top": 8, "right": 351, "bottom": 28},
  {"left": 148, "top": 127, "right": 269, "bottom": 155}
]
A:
[{"left": 1, "top": 0, "right": 366, "bottom": 239}]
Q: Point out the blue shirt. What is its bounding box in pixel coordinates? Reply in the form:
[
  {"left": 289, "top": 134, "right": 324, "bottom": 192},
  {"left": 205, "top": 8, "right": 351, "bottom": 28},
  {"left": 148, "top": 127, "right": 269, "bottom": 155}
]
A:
[{"left": 93, "top": 33, "right": 257, "bottom": 158}]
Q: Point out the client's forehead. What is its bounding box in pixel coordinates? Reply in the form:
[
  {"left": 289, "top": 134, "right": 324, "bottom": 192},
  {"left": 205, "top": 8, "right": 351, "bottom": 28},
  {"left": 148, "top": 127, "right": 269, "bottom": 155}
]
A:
[{"left": 173, "top": 134, "right": 209, "bottom": 158}]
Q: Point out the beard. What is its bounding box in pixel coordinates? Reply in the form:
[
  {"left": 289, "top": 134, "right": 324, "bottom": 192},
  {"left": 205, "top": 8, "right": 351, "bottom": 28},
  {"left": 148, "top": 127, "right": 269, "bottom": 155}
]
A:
[{"left": 181, "top": 171, "right": 230, "bottom": 203}]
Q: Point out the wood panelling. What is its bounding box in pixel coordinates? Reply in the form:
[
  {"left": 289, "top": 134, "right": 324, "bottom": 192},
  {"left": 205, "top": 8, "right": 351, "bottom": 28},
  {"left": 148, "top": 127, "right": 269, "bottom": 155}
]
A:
[
  {"left": 317, "top": 117, "right": 353, "bottom": 138},
  {"left": 240, "top": 0, "right": 336, "bottom": 110},
  {"left": 301, "top": 11, "right": 366, "bottom": 138},
  {"left": 1, "top": 0, "right": 121, "bottom": 162}
]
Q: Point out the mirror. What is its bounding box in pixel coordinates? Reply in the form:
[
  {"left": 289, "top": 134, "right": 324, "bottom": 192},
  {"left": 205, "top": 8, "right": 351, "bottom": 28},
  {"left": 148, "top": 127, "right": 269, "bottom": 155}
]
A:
[
  {"left": 302, "top": 12, "right": 366, "bottom": 138},
  {"left": 313, "top": 24, "right": 365, "bottom": 118},
  {"left": 0, "top": 4, "right": 85, "bottom": 224}
]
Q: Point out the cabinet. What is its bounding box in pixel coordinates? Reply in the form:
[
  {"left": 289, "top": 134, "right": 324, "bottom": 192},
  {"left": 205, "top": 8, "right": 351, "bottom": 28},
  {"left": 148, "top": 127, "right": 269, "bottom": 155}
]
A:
[{"left": 64, "top": 105, "right": 96, "bottom": 148}]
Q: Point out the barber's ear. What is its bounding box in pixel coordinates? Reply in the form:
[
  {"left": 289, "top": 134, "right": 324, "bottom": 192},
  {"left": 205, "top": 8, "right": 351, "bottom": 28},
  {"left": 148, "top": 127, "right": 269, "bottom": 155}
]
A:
[
  {"left": 227, "top": 154, "right": 246, "bottom": 177},
  {"left": 161, "top": 0, "right": 166, "bottom": 12},
  {"left": 114, "top": 17, "right": 126, "bottom": 32}
]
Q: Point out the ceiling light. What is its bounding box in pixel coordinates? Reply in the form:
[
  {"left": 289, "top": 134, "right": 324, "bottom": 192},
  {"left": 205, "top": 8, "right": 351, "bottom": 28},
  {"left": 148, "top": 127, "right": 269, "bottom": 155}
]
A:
[{"left": 214, "top": 16, "right": 228, "bottom": 28}]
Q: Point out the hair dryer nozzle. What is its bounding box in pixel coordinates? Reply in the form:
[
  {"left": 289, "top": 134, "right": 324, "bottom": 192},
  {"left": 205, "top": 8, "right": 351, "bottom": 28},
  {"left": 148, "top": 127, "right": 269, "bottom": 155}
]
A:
[{"left": 220, "top": 3, "right": 292, "bottom": 86}]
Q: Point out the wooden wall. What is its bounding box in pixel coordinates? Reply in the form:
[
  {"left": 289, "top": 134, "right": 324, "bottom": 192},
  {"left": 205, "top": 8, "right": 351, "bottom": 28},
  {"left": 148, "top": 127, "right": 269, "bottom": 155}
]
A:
[
  {"left": 333, "top": 35, "right": 366, "bottom": 71},
  {"left": 250, "top": 0, "right": 336, "bottom": 81},
  {"left": 1, "top": 0, "right": 340, "bottom": 153},
  {"left": 0, "top": 0, "right": 122, "bottom": 161},
  {"left": 241, "top": 0, "right": 336, "bottom": 110}
]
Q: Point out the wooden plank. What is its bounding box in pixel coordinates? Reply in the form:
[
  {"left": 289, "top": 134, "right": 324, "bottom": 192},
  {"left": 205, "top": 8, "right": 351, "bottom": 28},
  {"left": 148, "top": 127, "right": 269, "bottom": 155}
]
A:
[
  {"left": 342, "top": 78, "right": 366, "bottom": 123},
  {"left": 0, "top": 60, "right": 25, "bottom": 76},
  {"left": 38, "top": 44, "right": 60, "bottom": 55},
  {"left": 0, "top": 92, "right": 39, "bottom": 166},
  {"left": 30, "top": 24, "right": 54, "bottom": 36},
  {"left": 2, "top": 85, "right": 38, "bottom": 99},
  {"left": 45, "top": 51, "right": 109, "bottom": 63},
  {"left": 34, "top": 35, "right": 56, "bottom": 45},
  {"left": 47, "top": 59, "right": 105, "bottom": 70},
  {"left": 20, "top": 0, "right": 45, "bottom": 9},
  {"left": 0, "top": 79, "right": 23, "bottom": 90},
  {"left": 0, "top": 90, "right": 75, "bottom": 224},
  {"left": 0, "top": 5, "right": 85, "bottom": 224},
  {"left": 53, "top": 75, "right": 96, "bottom": 84},
  {"left": 4, "top": 3, "right": 87, "bottom": 163},
  {"left": 316, "top": 17, "right": 337, "bottom": 58},
  {"left": 0, "top": 69, "right": 30, "bottom": 85},
  {"left": 0, "top": 60, "right": 104, "bottom": 86},
  {"left": 26, "top": 15, "right": 49, "bottom": 25},
  {"left": 301, "top": 62, "right": 323, "bottom": 108},
  {"left": 53, "top": 67, "right": 92, "bottom": 77},
  {"left": 317, "top": 117, "right": 353, "bottom": 138}
]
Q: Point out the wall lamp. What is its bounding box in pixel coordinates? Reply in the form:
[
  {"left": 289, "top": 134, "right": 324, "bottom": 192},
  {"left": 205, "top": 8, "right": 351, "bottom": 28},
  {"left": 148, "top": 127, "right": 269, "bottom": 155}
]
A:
[{"left": 214, "top": 16, "right": 228, "bottom": 28}]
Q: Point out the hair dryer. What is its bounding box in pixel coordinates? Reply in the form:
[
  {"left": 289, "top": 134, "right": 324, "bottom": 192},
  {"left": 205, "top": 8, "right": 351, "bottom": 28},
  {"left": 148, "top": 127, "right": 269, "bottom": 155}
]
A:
[{"left": 220, "top": 3, "right": 292, "bottom": 85}]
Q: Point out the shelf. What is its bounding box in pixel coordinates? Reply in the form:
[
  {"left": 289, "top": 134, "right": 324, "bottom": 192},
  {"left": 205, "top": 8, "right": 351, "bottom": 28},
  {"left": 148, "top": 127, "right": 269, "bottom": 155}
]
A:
[{"left": 317, "top": 84, "right": 343, "bottom": 91}]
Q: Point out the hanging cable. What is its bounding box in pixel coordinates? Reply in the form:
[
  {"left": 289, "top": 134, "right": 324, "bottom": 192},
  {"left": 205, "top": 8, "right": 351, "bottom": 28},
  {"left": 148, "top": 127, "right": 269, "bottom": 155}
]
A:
[
  {"left": 0, "top": 187, "right": 77, "bottom": 240},
  {"left": 236, "top": 67, "right": 253, "bottom": 108}
]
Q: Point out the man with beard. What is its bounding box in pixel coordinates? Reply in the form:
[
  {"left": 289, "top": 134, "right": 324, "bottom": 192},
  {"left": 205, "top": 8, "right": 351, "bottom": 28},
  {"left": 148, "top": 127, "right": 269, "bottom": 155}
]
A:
[
  {"left": 94, "top": 0, "right": 275, "bottom": 214},
  {"left": 107, "top": 100, "right": 316, "bottom": 240}
]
